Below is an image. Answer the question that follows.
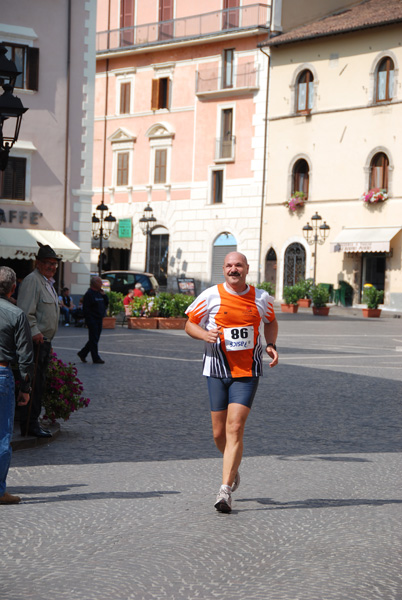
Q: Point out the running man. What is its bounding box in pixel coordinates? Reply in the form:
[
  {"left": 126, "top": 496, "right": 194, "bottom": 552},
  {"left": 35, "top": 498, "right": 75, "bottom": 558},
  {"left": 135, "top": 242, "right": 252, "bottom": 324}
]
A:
[{"left": 185, "top": 252, "right": 278, "bottom": 513}]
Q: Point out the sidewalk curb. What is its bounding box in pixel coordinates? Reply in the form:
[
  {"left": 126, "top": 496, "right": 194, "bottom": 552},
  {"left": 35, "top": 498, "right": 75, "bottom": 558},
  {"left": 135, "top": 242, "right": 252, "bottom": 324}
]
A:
[{"left": 11, "top": 422, "right": 61, "bottom": 451}]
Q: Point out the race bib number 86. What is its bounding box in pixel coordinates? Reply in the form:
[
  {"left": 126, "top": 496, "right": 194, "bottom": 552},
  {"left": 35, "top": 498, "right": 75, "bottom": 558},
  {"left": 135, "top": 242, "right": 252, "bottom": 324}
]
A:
[{"left": 223, "top": 326, "right": 254, "bottom": 351}]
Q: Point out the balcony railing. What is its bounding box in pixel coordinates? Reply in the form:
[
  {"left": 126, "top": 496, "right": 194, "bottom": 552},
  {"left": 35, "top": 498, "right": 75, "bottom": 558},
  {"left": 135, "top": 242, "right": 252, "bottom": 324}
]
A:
[
  {"left": 97, "top": 4, "right": 270, "bottom": 53},
  {"left": 196, "top": 62, "right": 259, "bottom": 95},
  {"left": 215, "top": 135, "right": 236, "bottom": 161}
]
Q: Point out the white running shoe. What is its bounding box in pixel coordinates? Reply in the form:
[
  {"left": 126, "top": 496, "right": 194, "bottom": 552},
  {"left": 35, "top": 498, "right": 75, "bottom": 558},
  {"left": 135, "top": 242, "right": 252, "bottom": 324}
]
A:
[
  {"left": 231, "top": 472, "right": 240, "bottom": 493},
  {"left": 214, "top": 487, "right": 232, "bottom": 513}
]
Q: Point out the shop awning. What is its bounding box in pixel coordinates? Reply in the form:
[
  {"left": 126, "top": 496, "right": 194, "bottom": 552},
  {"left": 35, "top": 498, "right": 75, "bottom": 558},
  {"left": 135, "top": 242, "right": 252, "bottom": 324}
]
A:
[
  {"left": 0, "top": 228, "right": 81, "bottom": 262},
  {"left": 91, "top": 226, "right": 132, "bottom": 250},
  {"left": 331, "top": 226, "right": 402, "bottom": 253}
]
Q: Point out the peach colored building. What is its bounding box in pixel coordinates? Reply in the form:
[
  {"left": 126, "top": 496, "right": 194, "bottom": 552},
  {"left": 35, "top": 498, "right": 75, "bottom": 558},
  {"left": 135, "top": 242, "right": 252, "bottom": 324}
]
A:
[
  {"left": 0, "top": 1, "right": 96, "bottom": 296},
  {"left": 94, "top": 0, "right": 271, "bottom": 290}
]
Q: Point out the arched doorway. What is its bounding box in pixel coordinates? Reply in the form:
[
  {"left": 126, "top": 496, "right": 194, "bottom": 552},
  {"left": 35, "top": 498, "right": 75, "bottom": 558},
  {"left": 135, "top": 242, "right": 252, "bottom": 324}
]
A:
[
  {"left": 211, "top": 232, "right": 237, "bottom": 285},
  {"left": 149, "top": 226, "right": 169, "bottom": 287},
  {"left": 265, "top": 247, "right": 277, "bottom": 286},
  {"left": 283, "top": 243, "right": 306, "bottom": 287}
]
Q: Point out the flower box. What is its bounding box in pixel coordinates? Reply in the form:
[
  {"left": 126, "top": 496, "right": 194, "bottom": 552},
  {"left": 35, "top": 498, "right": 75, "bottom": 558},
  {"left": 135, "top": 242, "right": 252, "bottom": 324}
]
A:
[
  {"left": 362, "top": 308, "right": 381, "bottom": 318},
  {"left": 157, "top": 317, "right": 187, "bottom": 330},
  {"left": 297, "top": 298, "right": 312, "bottom": 308},
  {"left": 312, "top": 306, "right": 330, "bottom": 316},
  {"left": 281, "top": 303, "right": 299, "bottom": 313},
  {"left": 127, "top": 317, "right": 158, "bottom": 329},
  {"left": 361, "top": 188, "right": 388, "bottom": 204},
  {"left": 102, "top": 316, "right": 116, "bottom": 329}
]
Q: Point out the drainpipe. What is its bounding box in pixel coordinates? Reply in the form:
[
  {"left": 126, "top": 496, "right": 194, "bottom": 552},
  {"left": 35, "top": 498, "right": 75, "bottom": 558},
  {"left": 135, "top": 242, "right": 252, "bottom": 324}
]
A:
[
  {"left": 99, "top": 0, "right": 111, "bottom": 274},
  {"left": 61, "top": 0, "right": 72, "bottom": 289},
  {"left": 257, "top": 45, "right": 270, "bottom": 284}
]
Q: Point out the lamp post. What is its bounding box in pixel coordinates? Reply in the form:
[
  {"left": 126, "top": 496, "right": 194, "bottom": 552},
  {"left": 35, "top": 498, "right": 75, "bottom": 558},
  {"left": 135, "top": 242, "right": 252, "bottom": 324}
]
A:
[
  {"left": 302, "top": 212, "right": 330, "bottom": 284},
  {"left": 0, "top": 44, "right": 28, "bottom": 171},
  {"left": 139, "top": 204, "right": 157, "bottom": 272},
  {"left": 92, "top": 201, "right": 116, "bottom": 276}
]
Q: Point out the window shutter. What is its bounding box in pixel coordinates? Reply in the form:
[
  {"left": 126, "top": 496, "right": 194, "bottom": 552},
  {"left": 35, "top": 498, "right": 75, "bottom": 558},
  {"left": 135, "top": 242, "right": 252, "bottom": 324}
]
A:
[
  {"left": 27, "top": 47, "right": 39, "bottom": 91},
  {"left": 0, "top": 158, "right": 26, "bottom": 200},
  {"left": 121, "top": 0, "right": 134, "bottom": 27},
  {"left": 151, "top": 79, "right": 159, "bottom": 110}
]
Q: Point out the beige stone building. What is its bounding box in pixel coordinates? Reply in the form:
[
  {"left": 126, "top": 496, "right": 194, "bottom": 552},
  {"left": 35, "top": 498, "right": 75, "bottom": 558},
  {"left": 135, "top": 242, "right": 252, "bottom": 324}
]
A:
[{"left": 261, "top": 0, "right": 402, "bottom": 309}]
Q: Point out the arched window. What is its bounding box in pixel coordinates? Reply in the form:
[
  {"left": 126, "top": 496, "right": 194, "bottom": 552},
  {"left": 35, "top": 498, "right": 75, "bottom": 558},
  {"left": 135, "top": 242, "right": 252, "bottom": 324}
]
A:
[
  {"left": 296, "top": 70, "right": 314, "bottom": 113},
  {"left": 376, "top": 57, "right": 394, "bottom": 102},
  {"left": 211, "top": 233, "right": 237, "bottom": 285},
  {"left": 370, "top": 152, "right": 389, "bottom": 191},
  {"left": 283, "top": 243, "right": 306, "bottom": 287},
  {"left": 265, "top": 248, "right": 277, "bottom": 287},
  {"left": 292, "top": 159, "right": 309, "bottom": 198}
]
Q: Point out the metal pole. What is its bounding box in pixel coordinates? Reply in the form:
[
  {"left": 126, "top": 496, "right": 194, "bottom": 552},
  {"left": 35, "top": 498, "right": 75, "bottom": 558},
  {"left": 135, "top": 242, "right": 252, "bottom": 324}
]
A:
[
  {"left": 145, "top": 227, "right": 150, "bottom": 272},
  {"left": 98, "top": 218, "right": 103, "bottom": 277},
  {"left": 313, "top": 232, "right": 318, "bottom": 285}
]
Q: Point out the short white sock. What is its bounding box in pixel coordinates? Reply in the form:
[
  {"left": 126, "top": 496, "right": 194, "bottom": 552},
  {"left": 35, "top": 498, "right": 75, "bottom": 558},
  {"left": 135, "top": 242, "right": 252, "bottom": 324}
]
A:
[{"left": 221, "top": 484, "right": 232, "bottom": 493}]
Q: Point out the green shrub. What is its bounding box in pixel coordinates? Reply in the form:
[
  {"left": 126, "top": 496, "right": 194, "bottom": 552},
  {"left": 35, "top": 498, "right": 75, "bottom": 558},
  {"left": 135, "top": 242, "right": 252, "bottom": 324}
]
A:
[
  {"left": 106, "top": 291, "right": 124, "bottom": 316},
  {"left": 297, "top": 278, "right": 313, "bottom": 299},
  {"left": 282, "top": 285, "right": 301, "bottom": 305},
  {"left": 256, "top": 281, "right": 275, "bottom": 296},
  {"left": 311, "top": 285, "right": 329, "bottom": 308},
  {"left": 363, "top": 286, "right": 384, "bottom": 309}
]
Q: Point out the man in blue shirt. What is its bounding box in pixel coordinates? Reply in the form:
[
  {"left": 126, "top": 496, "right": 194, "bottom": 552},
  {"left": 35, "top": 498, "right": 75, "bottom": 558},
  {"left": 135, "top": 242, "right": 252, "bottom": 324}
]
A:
[{"left": 77, "top": 276, "right": 109, "bottom": 364}]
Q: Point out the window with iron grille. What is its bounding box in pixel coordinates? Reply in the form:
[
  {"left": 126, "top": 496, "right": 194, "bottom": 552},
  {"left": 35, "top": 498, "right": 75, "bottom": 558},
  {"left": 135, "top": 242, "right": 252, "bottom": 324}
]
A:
[
  {"left": 0, "top": 157, "right": 26, "bottom": 200},
  {"left": 3, "top": 43, "right": 39, "bottom": 91}
]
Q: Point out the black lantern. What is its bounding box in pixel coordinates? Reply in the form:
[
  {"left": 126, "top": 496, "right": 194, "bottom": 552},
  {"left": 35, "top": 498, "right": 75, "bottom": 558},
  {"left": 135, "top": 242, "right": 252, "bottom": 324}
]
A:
[
  {"left": 92, "top": 201, "right": 116, "bottom": 276},
  {"left": 139, "top": 204, "right": 157, "bottom": 272},
  {"left": 0, "top": 45, "right": 28, "bottom": 171},
  {"left": 302, "top": 212, "right": 330, "bottom": 284}
]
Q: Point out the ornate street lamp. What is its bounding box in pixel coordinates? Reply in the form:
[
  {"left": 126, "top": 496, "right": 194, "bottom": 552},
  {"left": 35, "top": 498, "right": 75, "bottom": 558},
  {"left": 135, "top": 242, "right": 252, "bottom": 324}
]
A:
[
  {"left": 302, "top": 212, "right": 330, "bottom": 284},
  {"left": 0, "top": 44, "right": 28, "bottom": 171},
  {"left": 139, "top": 204, "right": 157, "bottom": 272},
  {"left": 92, "top": 201, "right": 116, "bottom": 276}
]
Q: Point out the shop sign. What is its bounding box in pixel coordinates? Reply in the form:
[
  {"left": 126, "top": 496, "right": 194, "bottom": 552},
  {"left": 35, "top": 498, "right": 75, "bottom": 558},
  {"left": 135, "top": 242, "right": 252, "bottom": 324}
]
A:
[
  {"left": 118, "top": 218, "right": 132, "bottom": 238},
  {"left": 0, "top": 209, "right": 42, "bottom": 226}
]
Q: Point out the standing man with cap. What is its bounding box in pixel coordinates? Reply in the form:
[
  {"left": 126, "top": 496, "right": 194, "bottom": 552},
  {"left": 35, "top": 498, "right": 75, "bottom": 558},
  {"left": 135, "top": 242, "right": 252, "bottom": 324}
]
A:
[
  {"left": 17, "top": 243, "right": 60, "bottom": 437},
  {"left": 0, "top": 266, "right": 34, "bottom": 504}
]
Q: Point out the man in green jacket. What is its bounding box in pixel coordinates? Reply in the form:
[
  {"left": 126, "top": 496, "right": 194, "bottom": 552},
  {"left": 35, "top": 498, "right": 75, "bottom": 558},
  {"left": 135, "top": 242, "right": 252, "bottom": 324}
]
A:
[{"left": 17, "top": 243, "right": 60, "bottom": 437}]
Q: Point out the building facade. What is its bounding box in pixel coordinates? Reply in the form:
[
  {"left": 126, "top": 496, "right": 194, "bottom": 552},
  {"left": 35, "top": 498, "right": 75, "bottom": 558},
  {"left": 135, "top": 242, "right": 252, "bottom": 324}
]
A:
[
  {"left": 94, "top": 0, "right": 271, "bottom": 292},
  {"left": 0, "top": 0, "right": 96, "bottom": 296},
  {"left": 261, "top": 0, "right": 402, "bottom": 309}
]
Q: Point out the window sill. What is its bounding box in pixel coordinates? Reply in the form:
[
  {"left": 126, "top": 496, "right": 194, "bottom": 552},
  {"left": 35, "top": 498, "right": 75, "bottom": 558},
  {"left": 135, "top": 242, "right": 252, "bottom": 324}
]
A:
[
  {"left": 196, "top": 86, "right": 259, "bottom": 100},
  {"left": 214, "top": 157, "right": 235, "bottom": 164}
]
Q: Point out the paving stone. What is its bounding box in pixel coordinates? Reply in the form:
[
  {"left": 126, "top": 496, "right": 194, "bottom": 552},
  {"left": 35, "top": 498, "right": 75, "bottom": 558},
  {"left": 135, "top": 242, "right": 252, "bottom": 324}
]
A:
[{"left": 2, "top": 313, "right": 402, "bottom": 600}]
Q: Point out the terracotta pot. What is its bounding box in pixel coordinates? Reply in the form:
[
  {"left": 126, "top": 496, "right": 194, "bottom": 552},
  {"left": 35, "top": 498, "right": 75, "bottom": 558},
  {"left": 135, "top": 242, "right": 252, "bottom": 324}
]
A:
[
  {"left": 102, "top": 316, "right": 116, "bottom": 329},
  {"left": 362, "top": 308, "right": 381, "bottom": 318},
  {"left": 281, "top": 304, "right": 299, "bottom": 313},
  {"left": 312, "top": 306, "right": 330, "bottom": 316},
  {"left": 127, "top": 317, "right": 158, "bottom": 329},
  {"left": 157, "top": 317, "right": 187, "bottom": 330},
  {"left": 297, "top": 298, "right": 312, "bottom": 308}
]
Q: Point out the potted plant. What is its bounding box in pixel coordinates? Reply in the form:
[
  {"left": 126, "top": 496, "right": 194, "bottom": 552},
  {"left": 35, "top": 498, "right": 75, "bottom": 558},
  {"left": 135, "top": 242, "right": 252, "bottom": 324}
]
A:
[
  {"left": 103, "top": 291, "right": 124, "bottom": 328},
  {"left": 360, "top": 188, "right": 388, "bottom": 204},
  {"left": 127, "top": 295, "right": 159, "bottom": 329},
  {"left": 285, "top": 191, "right": 307, "bottom": 212},
  {"left": 311, "top": 285, "right": 330, "bottom": 316},
  {"left": 362, "top": 285, "right": 384, "bottom": 318},
  {"left": 297, "top": 279, "right": 313, "bottom": 308},
  {"left": 281, "top": 285, "right": 301, "bottom": 313},
  {"left": 155, "top": 293, "right": 193, "bottom": 329}
]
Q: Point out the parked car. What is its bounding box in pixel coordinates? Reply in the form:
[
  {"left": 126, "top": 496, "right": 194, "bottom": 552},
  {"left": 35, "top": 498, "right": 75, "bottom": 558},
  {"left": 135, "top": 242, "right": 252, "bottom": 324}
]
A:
[{"left": 101, "top": 271, "right": 159, "bottom": 296}]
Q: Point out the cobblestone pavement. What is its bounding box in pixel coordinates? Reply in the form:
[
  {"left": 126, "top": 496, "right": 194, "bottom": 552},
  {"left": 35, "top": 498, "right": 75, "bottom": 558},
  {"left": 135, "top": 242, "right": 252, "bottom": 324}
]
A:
[{"left": 3, "top": 310, "right": 402, "bottom": 600}]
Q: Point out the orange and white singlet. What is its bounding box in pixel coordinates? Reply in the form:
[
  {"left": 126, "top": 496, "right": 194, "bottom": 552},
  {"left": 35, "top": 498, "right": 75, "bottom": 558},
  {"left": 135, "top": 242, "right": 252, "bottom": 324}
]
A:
[{"left": 185, "top": 283, "right": 275, "bottom": 378}]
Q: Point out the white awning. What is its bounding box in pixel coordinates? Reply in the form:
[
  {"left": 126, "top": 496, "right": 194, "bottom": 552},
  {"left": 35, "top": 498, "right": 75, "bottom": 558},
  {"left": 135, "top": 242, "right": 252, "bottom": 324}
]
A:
[
  {"left": 92, "top": 226, "right": 132, "bottom": 250},
  {"left": 0, "top": 228, "right": 81, "bottom": 262},
  {"left": 331, "top": 227, "right": 402, "bottom": 253}
]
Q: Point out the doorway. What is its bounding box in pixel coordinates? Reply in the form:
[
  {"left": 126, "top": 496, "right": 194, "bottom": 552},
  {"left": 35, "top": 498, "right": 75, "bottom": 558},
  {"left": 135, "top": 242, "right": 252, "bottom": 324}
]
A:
[
  {"left": 283, "top": 243, "right": 306, "bottom": 287},
  {"left": 264, "top": 247, "right": 277, "bottom": 287},
  {"left": 361, "top": 252, "right": 385, "bottom": 295},
  {"left": 150, "top": 228, "right": 169, "bottom": 287}
]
